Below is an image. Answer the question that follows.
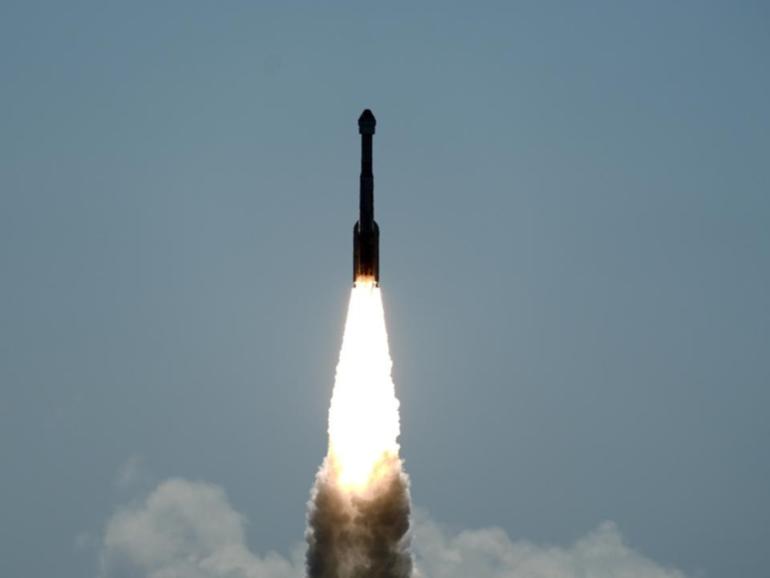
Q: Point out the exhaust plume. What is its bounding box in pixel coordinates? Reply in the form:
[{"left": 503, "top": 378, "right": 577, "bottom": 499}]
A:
[{"left": 306, "top": 281, "right": 412, "bottom": 578}]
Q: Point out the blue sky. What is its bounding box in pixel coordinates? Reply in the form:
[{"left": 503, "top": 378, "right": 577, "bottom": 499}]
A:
[{"left": 1, "top": 2, "right": 768, "bottom": 577}]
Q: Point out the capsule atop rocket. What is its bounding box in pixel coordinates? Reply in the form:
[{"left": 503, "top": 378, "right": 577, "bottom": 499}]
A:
[{"left": 353, "top": 109, "right": 380, "bottom": 285}]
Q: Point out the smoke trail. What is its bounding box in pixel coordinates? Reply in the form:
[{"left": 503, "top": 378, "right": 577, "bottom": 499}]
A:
[{"left": 306, "top": 283, "right": 412, "bottom": 578}]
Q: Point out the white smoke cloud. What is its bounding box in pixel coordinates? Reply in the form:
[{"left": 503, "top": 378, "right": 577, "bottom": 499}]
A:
[
  {"left": 98, "top": 478, "right": 686, "bottom": 578},
  {"left": 99, "top": 478, "right": 304, "bottom": 578},
  {"left": 410, "top": 511, "right": 686, "bottom": 578}
]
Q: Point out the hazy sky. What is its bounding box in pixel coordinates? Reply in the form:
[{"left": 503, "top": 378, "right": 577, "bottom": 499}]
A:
[{"left": 1, "top": 2, "right": 768, "bottom": 577}]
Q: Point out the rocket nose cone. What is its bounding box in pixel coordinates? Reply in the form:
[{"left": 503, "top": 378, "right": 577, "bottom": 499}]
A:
[{"left": 358, "top": 109, "right": 376, "bottom": 135}]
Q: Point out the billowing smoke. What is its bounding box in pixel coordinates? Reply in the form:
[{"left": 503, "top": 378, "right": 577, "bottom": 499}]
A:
[
  {"left": 95, "top": 475, "right": 689, "bottom": 578},
  {"left": 305, "top": 282, "right": 413, "bottom": 578},
  {"left": 306, "top": 455, "right": 411, "bottom": 578}
]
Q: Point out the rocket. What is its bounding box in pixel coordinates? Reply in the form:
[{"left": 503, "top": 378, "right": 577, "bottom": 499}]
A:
[{"left": 353, "top": 109, "right": 380, "bottom": 285}]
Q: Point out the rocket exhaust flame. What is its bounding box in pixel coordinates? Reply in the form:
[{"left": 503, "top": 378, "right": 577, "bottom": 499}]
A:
[
  {"left": 328, "top": 281, "right": 400, "bottom": 490},
  {"left": 306, "top": 111, "right": 412, "bottom": 578},
  {"left": 306, "top": 282, "right": 412, "bottom": 578}
]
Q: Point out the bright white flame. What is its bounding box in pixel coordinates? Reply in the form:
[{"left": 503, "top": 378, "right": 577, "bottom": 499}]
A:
[{"left": 327, "top": 280, "right": 401, "bottom": 490}]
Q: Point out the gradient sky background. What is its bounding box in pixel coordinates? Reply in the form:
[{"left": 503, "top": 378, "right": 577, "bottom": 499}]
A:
[{"left": 1, "top": 1, "right": 769, "bottom": 577}]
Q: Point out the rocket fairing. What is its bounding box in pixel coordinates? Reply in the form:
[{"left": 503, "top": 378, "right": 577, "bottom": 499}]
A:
[{"left": 353, "top": 109, "right": 380, "bottom": 285}]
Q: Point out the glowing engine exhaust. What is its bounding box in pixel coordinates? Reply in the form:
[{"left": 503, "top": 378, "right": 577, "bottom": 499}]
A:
[{"left": 328, "top": 280, "right": 401, "bottom": 490}]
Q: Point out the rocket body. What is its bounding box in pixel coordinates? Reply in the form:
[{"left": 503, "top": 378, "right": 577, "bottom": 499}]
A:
[{"left": 353, "top": 109, "right": 380, "bottom": 285}]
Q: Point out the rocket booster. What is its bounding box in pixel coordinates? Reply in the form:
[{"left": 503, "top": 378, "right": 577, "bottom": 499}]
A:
[{"left": 353, "top": 109, "right": 380, "bottom": 285}]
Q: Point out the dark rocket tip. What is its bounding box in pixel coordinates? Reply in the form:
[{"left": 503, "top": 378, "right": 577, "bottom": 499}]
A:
[{"left": 358, "top": 109, "right": 376, "bottom": 135}]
